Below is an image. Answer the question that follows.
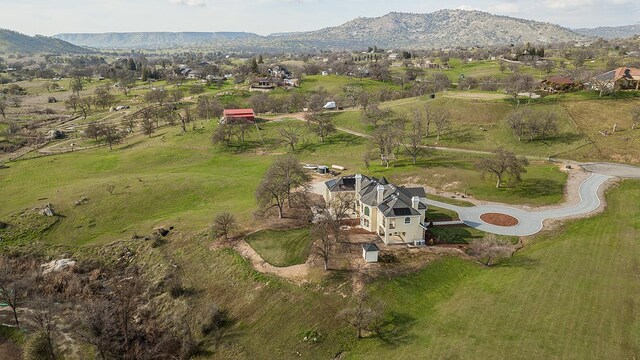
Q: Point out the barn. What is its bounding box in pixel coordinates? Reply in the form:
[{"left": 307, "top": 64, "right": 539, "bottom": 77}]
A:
[{"left": 221, "top": 109, "right": 256, "bottom": 124}]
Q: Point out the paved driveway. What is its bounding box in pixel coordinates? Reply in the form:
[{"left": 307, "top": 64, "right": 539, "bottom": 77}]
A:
[{"left": 427, "top": 162, "right": 640, "bottom": 236}]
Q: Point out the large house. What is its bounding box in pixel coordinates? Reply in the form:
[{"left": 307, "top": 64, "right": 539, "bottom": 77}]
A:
[
  {"left": 591, "top": 67, "right": 640, "bottom": 91},
  {"left": 324, "top": 174, "right": 428, "bottom": 245}
]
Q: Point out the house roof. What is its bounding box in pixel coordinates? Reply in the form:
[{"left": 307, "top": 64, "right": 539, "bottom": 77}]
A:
[
  {"left": 614, "top": 67, "right": 640, "bottom": 80},
  {"left": 362, "top": 243, "right": 379, "bottom": 252},
  {"left": 223, "top": 109, "right": 255, "bottom": 118},
  {"left": 378, "top": 195, "right": 421, "bottom": 217},
  {"left": 325, "top": 175, "right": 367, "bottom": 192},
  {"left": 594, "top": 67, "right": 640, "bottom": 82},
  {"left": 327, "top": 174, "right": 428, "bottom": 217}
]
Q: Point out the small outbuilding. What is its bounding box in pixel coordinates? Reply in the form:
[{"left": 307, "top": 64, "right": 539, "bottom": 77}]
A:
[
  {"left": 221, "top": 109, "right": 256, "bottom": 124},
  {"left": 362, "top": 243, "right": 380, "bottom": 263},
  {"left": 323, "top": 101, "right": 337, "bottom": 110}
]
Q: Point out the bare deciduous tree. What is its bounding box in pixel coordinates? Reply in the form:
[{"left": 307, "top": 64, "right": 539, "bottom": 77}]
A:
[
  {"left": 212, "top": 212, "right": 237, "bottom": 241},
  {"left": 337, "top": 291, "right": 385, "bottom": 339},
  {"left": 0, "top": 259, "right": 33, "bottom": 326},
  {"left": 0, "top": 95, "right": 7, "bottom": 119},
  {"left": 372, "top": 124, "right": 401, "bottom": 167},
  {"left": 467, "top": 234, "right": 515, "bottom": 266},
  {"left": 505, "top": 73, "right": 535, "bottom": 105},
  {"left": 631, "top": 108, "right": 640, "bottom": 130},
  {"left": 255, "top": 155, "right": 310, "bottom": 218},
  {"left": 475, "top": 148, "right": 529, "bottom": 188},
  {"left": 279, "top": 125, "right": 300, "bottom": 151},
  {"left": 309, "top": 115, "right": 336, "bottom": 142},
  {"left": 311, "top": 219, "right": 339, "bottom": 271},
  {"left": 433, "top": 109, "right": 450, "bottom": 142},
  {"left": 402, "top": 117, "right": 423, "bottom": 164}
]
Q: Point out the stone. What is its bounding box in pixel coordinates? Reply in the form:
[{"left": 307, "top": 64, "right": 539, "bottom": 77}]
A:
[
  {"left": 40, "top": 203, "right": 55, "bottom": 217},
  {"left": 44, "top": 129, "right": 65, "bottom": 141},
  {"left": 41, "top": 259, "right": 76, "bottom": 275}
]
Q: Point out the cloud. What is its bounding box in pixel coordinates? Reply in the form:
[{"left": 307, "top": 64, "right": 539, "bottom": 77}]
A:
[
  {"left": 487, "top": 2, "right": 520, "bottom": 14},
  {"left": 169, "top": 0, "right": 206, "bottom": 7},
  {"left": 543, "top": 0, "right": 593, "bottom": 10}
]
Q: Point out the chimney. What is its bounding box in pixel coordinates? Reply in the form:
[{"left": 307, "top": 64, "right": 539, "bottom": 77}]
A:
[
  {"left": 355, "top": 174, "right": 362, "bottom": 196},
  {"left": 376, "top": 185, "right": 385, "bottom": 204},
  {"left": 412, "top": 196, "right": 420, "bottom": 210}
]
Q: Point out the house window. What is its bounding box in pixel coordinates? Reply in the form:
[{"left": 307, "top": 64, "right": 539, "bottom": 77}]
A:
[
  {"left": 405, "top": 217, "right": 411, "bottom": 224},
  {"left": 364, "top": 206, "right": 370, "bottom": 216}
]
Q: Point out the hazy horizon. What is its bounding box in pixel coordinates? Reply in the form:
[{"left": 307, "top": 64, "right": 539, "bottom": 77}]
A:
[{"left": 1, "top": 0, "right": 638, "bottom": 36}]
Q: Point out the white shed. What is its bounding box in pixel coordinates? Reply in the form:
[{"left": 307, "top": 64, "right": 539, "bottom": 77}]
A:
[
  {"left": 323, "top": 101, "right": 337, "bottom": 110},
  {"left": 362, "top": 243, "right": 380, "bottom": 263}
]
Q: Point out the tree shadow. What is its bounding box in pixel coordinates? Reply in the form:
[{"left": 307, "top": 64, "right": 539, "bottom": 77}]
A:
[
  {"left": 375, "top": 311, "right": 418, "bottom": 347},
  {"left": 513, "top": 178, "right": 562, "bottom": 198},
  {"left": 497, "top": 255, "right": 540, "bottom": 269},
  {"left": 538, "top": 132, "right": 584, "bottom": 145},
  {"left": 445, "top": 128, "right": 485, "bottom": 143}
]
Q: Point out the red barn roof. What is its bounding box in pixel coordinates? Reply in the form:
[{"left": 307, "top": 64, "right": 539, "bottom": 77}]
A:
[{"left": 223, "top": 109, "right": 255, "bottom": 118}]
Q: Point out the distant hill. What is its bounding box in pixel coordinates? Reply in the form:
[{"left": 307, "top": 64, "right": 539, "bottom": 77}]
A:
[
  {"left": 574, "top": 24, "right": 640, "bottom": 40},
  {"left": 270, "top": 10, "right": 587, "bottom": 50},
  {"left": 54, "top": 32, "right": 265, "bottom": 50},
  {"left": 0, "top": 29, "right": 90, "bottom": 54},
  {"left": 54, "top": 10, "right": 588, "bottom": 51}
]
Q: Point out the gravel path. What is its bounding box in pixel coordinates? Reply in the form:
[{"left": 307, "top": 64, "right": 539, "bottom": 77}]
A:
[{"left": 427, "top": 163, "right": 640, "bottom": 236}]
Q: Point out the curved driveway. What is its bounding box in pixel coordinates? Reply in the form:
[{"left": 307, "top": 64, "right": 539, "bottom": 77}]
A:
[{"left": 426, "top": 163, "right": 640, "bottom": 236}]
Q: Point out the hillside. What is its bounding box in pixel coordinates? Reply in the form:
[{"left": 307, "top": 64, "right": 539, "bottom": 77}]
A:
[
  {"left": 53, "top": 10, "right": 588, "bottom": 51},
  {"left": 0, "top": 29, "right": 90, "bottom": 54},
  {"left": 271, "top": 10, "right": 587, "bottom": 49},
  {"left": 574, "top": 24, "right": 640, "bottom": 40},
  {"left": 54, "top": 31, "right": 265, "bottom": 50}
]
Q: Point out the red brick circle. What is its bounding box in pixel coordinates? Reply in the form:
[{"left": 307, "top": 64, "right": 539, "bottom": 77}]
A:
[{"left": 480, "top": 213, "right": 519, "bottom": 227}]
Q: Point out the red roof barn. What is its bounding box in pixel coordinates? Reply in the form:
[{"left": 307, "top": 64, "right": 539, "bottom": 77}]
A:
[{"left": 222, "top": 109, "right": 256, "bottom": 124}]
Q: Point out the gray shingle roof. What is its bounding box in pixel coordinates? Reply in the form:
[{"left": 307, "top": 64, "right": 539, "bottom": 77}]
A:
[{"left": 362, "top": 243, "right": 379, "bottom": 252}]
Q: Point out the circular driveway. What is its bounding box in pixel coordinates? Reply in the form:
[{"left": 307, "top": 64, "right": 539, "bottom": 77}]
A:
[{"left": 426, "top": 162, "right": 640, "bottom": 236}]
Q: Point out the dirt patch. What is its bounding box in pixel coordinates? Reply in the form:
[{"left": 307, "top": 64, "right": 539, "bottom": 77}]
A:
[{"left": 480, "top": 213, "right": 519, "bottom": 227}]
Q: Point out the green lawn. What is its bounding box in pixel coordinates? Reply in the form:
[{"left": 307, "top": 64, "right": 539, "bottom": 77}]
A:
[
  {"left": 300, "top": 75, "right": 400, "bottom": 94},
  {"left": 350, "top": 180, "right": 640, "bottom": 359},
  {"left": 245, "top": 227, "right": 313, "bottom": 267},
  {"left": 426, "top": 206, "right": 460, "bottom": 221}
]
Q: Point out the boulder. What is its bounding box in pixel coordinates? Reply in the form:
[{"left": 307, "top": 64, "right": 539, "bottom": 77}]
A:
[
  {"left": 40, "top": 203, "right": 55, "bottom": 217},
  {"left": 41, "top": 259, "right": 76, "bottom": 275},
  {"left": 44, "top": 129, "right": 65, "bottom": 141}
]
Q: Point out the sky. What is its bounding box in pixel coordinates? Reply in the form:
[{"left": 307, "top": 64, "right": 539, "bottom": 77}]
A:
[{"left": 0, "top": 0, "right": 639, "bottom": 36}]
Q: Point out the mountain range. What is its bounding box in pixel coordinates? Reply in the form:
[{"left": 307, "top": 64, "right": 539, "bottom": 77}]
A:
[
  {"left": 0, "top": 29, "right": 90, "bottom": 54},
  {"left": 3, "top": 10, "right": 640, "bottom": 55},
  {"left": 55, "top": 10, "right": 590, "bottom": 51},
  {"left": 574, "top": 24, "right": 640, "bottom": 40}
]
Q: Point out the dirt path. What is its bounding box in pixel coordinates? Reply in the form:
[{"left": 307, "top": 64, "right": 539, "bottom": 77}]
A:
[
  {"left": 443, "top": 92, "right": 508, "bottom": 101},
  {"left": 233, "top": 240, "right": 311, "bottom": 283}
]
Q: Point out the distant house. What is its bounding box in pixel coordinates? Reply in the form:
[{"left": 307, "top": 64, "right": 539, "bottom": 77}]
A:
[
  {"left": 591, "top": 67, "right": 640, "bottom": 91},
  {"left": 388, "top": 53, "right": 399, "bottom": 61},
  {"left": 251, "top": 77, "right": 279, "bottom": 90},
  {"left": 221, "top": 109, "right": 256, "bottom": 124},
  {"left": 324, "top": 174, "right": 428, "bottom": 245},
  {"left": 540, "top": 76, "right": 577, "bottom": 93}
]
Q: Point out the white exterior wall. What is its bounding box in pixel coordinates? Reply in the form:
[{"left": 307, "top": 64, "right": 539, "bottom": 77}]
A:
[
  {"left": 359, "top": 202, "right": 377, "bottom": 232},
  {"left": 363, "top": 250, "right": 379, "bottom": 263},
  {"left": 378, "top": 214, "right": 423, "bottom": 244}
]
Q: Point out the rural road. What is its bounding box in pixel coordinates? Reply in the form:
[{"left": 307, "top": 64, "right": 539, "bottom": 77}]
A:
[{"left": 427, "top": 163, "right": 640, "bottom": 236}]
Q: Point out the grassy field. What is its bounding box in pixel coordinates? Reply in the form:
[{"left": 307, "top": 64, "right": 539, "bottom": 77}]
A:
[
  {"left": 349, "top": 180, "right": 640, "bottom": 359},
  {"left": 245, "top": 227, "right": 313, "bottom": 266},
  {"left": 561, "top": 99, "right": 640, "bottom": 163},
  {"left": 330, "top": 95, "right": 590, "bottom": 159},
  {"left": 299, "top": 75, "right": 400, "bottom": 94}
]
